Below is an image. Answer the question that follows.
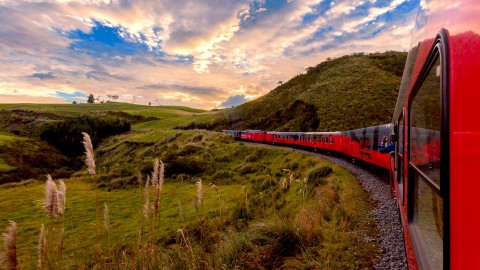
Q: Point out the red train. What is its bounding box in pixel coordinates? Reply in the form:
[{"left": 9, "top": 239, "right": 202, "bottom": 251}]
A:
[{"left": 227, "top": 0, "right": 480, "bottom": 269}]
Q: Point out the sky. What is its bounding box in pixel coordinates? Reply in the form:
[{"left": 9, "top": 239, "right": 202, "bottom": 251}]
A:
[{"left": 0, "top": 0, "right": 419, "bottom": 109}]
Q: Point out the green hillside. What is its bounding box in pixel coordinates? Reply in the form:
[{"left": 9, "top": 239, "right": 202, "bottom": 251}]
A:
[
  {"left": 0, "top": 103, "right": 213, "bottom": 183},
  {"left": 182, "top": 51, "right": 406, "bottom": 132},
  {"left": 0, "top": 102, "right": 379, "bottom": 269}
]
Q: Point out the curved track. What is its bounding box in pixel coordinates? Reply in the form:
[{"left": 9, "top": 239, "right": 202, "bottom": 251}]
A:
[{"left": 245, "top": 142, "right": 408, "bottom": 269}]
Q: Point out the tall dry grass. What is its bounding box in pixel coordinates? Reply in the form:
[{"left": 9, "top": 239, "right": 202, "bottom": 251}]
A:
[
  {"left": 0, "top": 221, "right": 18, "bottom": 270},
  {"left": 42, "top": 175, "right": 67, "bottom": 270},
  {"left": 37, "top": 224, "right": 45, "bottom": 269},
  {"left": 104, "top": 203, "right": 110, "bottom": 249},
  {"left": 81, "top": 132, "right": 100, "bottom": 240}
]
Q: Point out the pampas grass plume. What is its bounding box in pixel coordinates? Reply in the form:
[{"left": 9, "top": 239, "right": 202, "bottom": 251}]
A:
[
  {"left": 1, "top": 221, "right": 18, "bottom": 270},
  {"left": 58, "top": 180, "right": 66, "bottom": 215},
  {"left": 81, "top": 132, "right": 96, "bottom": 176},
  {"left": 152, "top": 158, "right": 159, "bottom": 186},
  {"left": 45, "top": 175, "right": 59, "bottom": 218},
  {"left": 196, "top": 179, "right": 203, "bottom": 206}
]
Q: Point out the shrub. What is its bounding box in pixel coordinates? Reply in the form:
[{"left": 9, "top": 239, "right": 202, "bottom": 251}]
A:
[
  {"left": 214, "top": 154, "right": 230, "bottom": 162},
  {"left": 237, "top": 163, "right": 260, "bottom": 175},
  {"left": 178, "top": 144, "right": 203, "bottom": 156},
  {"left": 245, "top": 154, "right": 257, "bottom": 162},
  {"left": 308, "top": 166, "right": 333, "bottom": 186},
  {"left": 40, "top": 115, "right": 131, "bottom": 157}
]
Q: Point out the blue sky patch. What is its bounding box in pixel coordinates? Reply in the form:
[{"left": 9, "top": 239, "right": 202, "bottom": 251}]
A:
[
  {"left": 55, "top": 91, "right": 88, "bottom": 102},
  {"left": 66, "top": 20, "right": 151, "bottom": 57}
]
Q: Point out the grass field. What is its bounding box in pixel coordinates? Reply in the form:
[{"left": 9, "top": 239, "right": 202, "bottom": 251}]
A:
[
  {"left": 0, "top": 177, "right": 245, "bottom": 268},
  {"left": 0, "top": 102, "right": 379, "bottom": 269},
  {"left": 0, "top": 132, "right": 27, "bottom": 172}
]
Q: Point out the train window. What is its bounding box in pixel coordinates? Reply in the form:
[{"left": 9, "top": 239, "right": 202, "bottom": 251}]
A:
[
  {"left": 330, "top": 137, "right": 334, "bottom": 144},
  {"left": 409, "top": 54, "right": 443, "bottom": 269}
]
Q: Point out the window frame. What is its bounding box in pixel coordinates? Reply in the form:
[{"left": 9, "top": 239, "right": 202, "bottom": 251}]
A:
[
  {"left": 407, "top": 30, "right": 450, "bottom": 270},
  {"left": 396, "top": 108, "right": 405, "bottom": 205}
]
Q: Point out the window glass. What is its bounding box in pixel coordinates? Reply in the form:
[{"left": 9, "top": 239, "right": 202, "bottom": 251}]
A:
[
  {"left": 409, "top": 56, "right": 443, "bottom": 269},
  {"left": 416, "top": 176, "right": 443, "bottom": 269},
  {"left": 409, "top": 57, "right": 441, "bottom": 187}
]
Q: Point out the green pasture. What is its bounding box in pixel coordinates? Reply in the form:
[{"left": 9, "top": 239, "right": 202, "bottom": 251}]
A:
[{"left": 0, "top": 177, "right": 244, "bottom": 269}]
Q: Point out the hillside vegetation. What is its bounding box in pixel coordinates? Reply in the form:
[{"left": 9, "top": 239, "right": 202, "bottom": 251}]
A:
[
  {"left": 0, "top": 103, "right": 212, "bottom": 183},
  {"left": 0, "top": 101, "right": 380, "bottom": 268},
  {"left": 180, "top": 51, "right": 406, "bottom": 132}
]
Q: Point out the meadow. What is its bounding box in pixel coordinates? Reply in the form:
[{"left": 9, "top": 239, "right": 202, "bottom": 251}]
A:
[{"left": 0, "top": 103, "right": 379, "bottom": 269}]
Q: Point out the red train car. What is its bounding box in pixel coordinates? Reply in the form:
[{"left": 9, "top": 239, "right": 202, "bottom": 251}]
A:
[{"left": 390, "top": 0, "right": 480, "bottom": 269}]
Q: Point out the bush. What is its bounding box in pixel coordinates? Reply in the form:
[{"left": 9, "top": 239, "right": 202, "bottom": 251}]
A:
[
  {"left": 237, "top": 163, "right": 260, "bottom": 175},
  {"left": 245, "top": 154, "right": 257, "bottom": 162},
  {"left": 308, "top": 166, "right": 333, "bottom": 186},
  {"left": 214, "top": 154, "right": 230, "bottom": 162},
  {"left": 178, "top": 144, "right": 203, "bottom": 156},
  {"left": 40, "top": 115, "right": 131, "bottom": 157}
]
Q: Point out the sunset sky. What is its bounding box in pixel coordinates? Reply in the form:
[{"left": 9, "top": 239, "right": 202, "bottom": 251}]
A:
[{"left": 0, "top": 0, "right": 419, "bottom": 109}]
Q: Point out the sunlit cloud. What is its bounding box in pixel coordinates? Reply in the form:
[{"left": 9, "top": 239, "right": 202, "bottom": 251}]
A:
[{"left": 0, "top": 0, "right": 421, "bottom": 108}]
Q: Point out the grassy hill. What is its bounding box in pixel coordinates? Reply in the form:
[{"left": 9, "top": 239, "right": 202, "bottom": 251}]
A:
[
  {"left": 0, "top": 102, "right": 379, "bottom": 269},
  {"left": 0, "top": 103, "right": 213, "bottom": 183},
  {"left": 181, "top": 51, "right": 406, "bottom": 132}
]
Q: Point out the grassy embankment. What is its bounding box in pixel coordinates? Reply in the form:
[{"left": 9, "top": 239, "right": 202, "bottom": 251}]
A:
[{"left": 0, "top": 103, "right": 378, "bottom": 268}]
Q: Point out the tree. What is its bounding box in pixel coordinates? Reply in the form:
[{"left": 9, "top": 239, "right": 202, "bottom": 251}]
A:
[{"left": 87, "top": 94, "right": 95, "bottom": 104}]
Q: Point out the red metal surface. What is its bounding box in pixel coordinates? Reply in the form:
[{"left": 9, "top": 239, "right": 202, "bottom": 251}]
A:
[{"left": 396, "top": 0, "right": 480, "bottom": 269}]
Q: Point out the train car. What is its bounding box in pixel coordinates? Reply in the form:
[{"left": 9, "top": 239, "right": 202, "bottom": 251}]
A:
[
  {"left": 390, "top": 0, "right": 480, "bottom": 269},
  {"left": 223, "top": 130, "right": 242, "bottom": 140},
  {"left": 342, "top": 124, "right": 393, "bottom": 170},
  {"left": 240, "top": 130, "right": 263, "bottom": 142}
]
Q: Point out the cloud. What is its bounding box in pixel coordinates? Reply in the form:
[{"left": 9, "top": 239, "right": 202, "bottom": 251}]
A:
[
  {"left": 28, "top": 72, "right": 57, "bottom": 80},
  {"left": 220, "top": 95, "right": 249, "bottom": 108},
  {"left": 136, "top": 83, "right": 224, "bottom": 97},
  {"left": 85, "top": 70, "right": 130, "bottom": 81},
  {"left": 0, "top": 0, "right": 420, "bottom": 109}
]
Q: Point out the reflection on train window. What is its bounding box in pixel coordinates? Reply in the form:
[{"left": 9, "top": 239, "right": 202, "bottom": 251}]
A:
[
  {"left": 360, "top": 137, "right": 371, "bottom": 149},
  {"left": 416, "top": 178, "right": 443, "bottom": 269},
  {"left": 409, "top": 56, "right": 441, "bottom": 187},
  {"left": 409, "top": 56, "right": 442, "bottom": 269}
]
